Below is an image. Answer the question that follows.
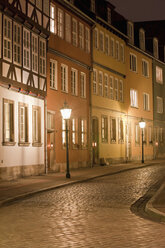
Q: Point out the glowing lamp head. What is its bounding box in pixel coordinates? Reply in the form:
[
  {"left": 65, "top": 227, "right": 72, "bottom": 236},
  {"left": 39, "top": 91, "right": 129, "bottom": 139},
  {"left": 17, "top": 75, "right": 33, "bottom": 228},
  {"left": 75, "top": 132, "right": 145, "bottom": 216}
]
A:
[
  {"left": 60, "top": 102, "right": 72, "bottom": 120},
  {"left": 139, "top": 118, "right": 146, "bottom": 129}
]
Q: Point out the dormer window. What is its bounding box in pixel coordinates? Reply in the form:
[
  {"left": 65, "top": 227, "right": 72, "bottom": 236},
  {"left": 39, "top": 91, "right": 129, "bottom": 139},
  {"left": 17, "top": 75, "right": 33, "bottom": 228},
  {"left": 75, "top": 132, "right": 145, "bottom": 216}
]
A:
[
  {"left": 127, "top": 21, "right": 134, "bottom": 45},
  {"left": 91, "top": 0, "right": 95, "bottom": 13},
  {"left": 139, "top": 28, "right": 145, "bottom": 51},
  {"left": 107, "top": 7, "right": 111, "bottom": 24},
  {"left": 153, "top": 37, "right": 158, "bottom": 59}
]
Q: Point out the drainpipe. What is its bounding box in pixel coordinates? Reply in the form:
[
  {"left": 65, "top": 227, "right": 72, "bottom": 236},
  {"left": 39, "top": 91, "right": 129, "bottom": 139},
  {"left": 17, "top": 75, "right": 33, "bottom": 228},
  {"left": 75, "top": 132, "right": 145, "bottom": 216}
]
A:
[{"left": 44, "top": 98, "right": 48, "bottom": 174}]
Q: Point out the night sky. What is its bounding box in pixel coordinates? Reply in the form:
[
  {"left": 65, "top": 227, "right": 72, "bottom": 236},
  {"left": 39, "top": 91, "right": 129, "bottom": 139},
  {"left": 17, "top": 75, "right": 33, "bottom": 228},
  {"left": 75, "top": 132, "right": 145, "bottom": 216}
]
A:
[{"left": 109, "top": 0, "right": 165, "bottom": 21}]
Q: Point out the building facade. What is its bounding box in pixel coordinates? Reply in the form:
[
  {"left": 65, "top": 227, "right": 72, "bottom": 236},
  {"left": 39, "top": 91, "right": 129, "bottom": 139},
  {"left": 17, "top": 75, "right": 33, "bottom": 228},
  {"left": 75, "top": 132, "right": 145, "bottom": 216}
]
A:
[{"left": 0, "top": 0, "right": 49, "bottom": 180}]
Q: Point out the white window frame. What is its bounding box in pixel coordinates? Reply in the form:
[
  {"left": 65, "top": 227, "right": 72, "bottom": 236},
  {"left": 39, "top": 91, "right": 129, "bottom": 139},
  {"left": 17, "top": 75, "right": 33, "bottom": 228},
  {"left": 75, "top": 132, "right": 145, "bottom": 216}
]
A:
[
  {"left": 157, "top": 96, "right": 163, "bottom": 114},
  {"left": 98, "top": 71, "right": 103, "bottom": 96},
  {"left": 115, "top": 41, "right": 119, "bottom": 60},
  {"left": 110, "top": 117, "right": 116, "bottom": 143},
  {"left": 110, "top": 37, "right": 114, "bottom": 57},
  {"left": 99, "top": 31, "right": 104, "bottom": 52},
  {"left": 130, "top": 53, "right": 137, "bottom": 72},
  {"left": 94, "top": 28, "right": 98, "bottom": 49},
  {"left": 93, "top": 69, "right": 97, "bottom": 95},
  {"left": 81, "top": 119, "right": 87, "bottom": 149},
  {"left": 139, "top": 28, "right": 145, "bottom": 51},
  {"left": 80, "top": 72, "right": 86, "bottom": 98},
  {"left": 118, "top": 118, "right": 124, "bottom": 143},
  {"left": 50, "top": 59, "right": 58, "bottom": 90},
  {"left": 32, "top": 33, "right": 38, "bottom": 73},
  {"left": 109, "top": 76, "right": 113, "bottom": 100},
  {"left": 142, "top": 59, "right": 149, "bottom": 77},
  {"left": 127, "top": 21, "right": 134, "bottom": 44},
  {"left": 50, "top": 3, "right": 56, "bottom": 34},
  {"left": 61, "top": 64, "right": 68, "bottom": 93},
  {"left": 57, "top": 8, "right": 64, "bottom": 38},
  {"left": 3, "top": 16, "right": 12, "bottom": 62},
  {"left": 119, "top": 80, "right": 123, "bottom": 102},
  {"left": 120, "top": 44, "right": 124, "bottom": 63},
  {"left": 71, "top": 68, "right": 78, "bottom": 96},
  {"left": 13, "top": 22, "right": 21, "bottom": 66},
  {"left": 72, "top": 118, "right": 78, "bottom": 148},
  {"left": 153, "top": 37, "right": 158, "bottom": 59},
  {"left": 72, "top": 18, "right": 78, "bottom": 47},
  {"left": 148, "top": 126, "right": 153, "bottom": 144},
  {"left": 23, "top": 28, "right": 30, "bottom": 69},
  {"left": 3, "top": 99, "right": 14, "bottom": 143},
  {"left": 143, "top": 93, "right": 150, "bottom": 111},
  {"left": 32, "top": 106, "right": 41, "bottom": 145},
  {"left": 18, "top": 103, "right": 28, "bottom": 144},
  {"left": 135, "top": 124, "right": 140, "bottom": 144},
  {"left": 105, "top": 34, "right": 109, "bottom": 55},
  {"left": 79, "top": 23, "right": 84, "bottom": 49},
  {"left": 65, "top": 13, "right": 71, "bottom": 43},
  {"left": 156, "top": 66, "right": 163, "bottom": 84},
  {"left": 114, "top": 78, "right": 118, "bottom": 101},
  {"left": 101, "top": 116, "right": 108, "bottom": 143},
  {"left": 85, "top": 27, "right": 90, "bottom": 53},
  {"left": 104, "top": 74, "right": 108, "bottom": 98},
  {"left": 130, "top": 89, "right": 138, "bottom": 108},
  {"left": 39, "top": 38, "right": 46, "bottom": 76}
]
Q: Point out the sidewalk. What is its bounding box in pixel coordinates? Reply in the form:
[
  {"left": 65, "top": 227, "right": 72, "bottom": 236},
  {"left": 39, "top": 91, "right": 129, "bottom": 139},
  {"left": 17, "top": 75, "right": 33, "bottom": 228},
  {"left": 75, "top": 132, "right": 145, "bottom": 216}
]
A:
[{"left": 0, "top": 159, "right": 165, "bottom": 222}]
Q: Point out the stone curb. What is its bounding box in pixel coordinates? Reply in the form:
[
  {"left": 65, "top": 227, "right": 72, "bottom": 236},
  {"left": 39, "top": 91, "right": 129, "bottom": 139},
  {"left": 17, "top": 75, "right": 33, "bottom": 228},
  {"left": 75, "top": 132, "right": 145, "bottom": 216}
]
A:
[{"left": 145, "top": 183, "right": 165, "bottom": 222}]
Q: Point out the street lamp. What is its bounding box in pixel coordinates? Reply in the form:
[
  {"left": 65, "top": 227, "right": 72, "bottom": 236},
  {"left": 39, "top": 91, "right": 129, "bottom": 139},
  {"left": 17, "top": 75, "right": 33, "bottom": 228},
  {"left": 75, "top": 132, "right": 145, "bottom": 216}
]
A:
[
  {"left": 139, "top": 118, "right": 146, "bottom": 163},
  {"left": 60, "top": 102, "right": 72, "bottom": 178}
]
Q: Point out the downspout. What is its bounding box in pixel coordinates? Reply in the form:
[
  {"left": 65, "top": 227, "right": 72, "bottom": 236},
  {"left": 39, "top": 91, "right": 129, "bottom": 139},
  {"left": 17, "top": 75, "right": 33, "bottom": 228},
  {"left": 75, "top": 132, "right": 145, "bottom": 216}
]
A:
[{"left": 44, "top": 98, "right": 48, "bottom": 174}]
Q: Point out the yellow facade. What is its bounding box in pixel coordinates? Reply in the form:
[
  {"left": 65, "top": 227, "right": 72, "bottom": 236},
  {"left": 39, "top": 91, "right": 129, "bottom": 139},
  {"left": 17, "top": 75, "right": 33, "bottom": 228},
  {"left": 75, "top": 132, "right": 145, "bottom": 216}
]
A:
[{"left": 91, "top": 22, "right": 127, "bottom": 164}]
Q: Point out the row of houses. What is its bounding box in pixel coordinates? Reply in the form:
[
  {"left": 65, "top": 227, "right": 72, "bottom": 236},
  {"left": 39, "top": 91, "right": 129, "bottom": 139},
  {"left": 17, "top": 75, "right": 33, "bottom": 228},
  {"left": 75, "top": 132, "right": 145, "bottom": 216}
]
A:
[{"left": 0, "top": 0, "right": 164, "bottom": 180}]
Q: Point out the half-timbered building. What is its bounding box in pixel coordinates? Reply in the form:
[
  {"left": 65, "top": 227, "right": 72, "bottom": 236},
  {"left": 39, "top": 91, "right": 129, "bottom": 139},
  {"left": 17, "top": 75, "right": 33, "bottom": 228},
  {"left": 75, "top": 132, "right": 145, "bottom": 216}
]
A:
[{"left": 0, "top": 0, "right": 49, "bottom": 180}]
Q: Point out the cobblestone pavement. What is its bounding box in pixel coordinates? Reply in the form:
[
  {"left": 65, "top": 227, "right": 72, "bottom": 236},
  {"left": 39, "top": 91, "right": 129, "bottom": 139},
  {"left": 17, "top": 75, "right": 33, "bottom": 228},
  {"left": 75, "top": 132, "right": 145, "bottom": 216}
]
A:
[{"left": 0, "top": 165, "right": 165, "bottom": 248}]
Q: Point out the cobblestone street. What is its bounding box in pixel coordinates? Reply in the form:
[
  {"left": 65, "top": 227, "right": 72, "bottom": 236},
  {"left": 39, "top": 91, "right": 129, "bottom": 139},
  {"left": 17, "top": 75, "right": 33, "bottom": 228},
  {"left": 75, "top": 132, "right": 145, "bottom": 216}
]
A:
[{"left": 0, "top": 165, "right": 165, "bottom": 248}]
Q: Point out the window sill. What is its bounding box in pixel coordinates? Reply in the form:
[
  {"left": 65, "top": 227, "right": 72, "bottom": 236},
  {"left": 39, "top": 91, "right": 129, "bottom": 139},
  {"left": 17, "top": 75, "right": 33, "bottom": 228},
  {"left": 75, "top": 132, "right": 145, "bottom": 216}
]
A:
[
  {"left": 50, "top": 86, "right": 58, "bottom": 91},
  {"left": 18, "top": 142, "right": 30, "bottom": 147},
  {"left": 32, "top": 142, "right": 42, "bottom": 147},
  {"left": 2, "top": 142, "right": 16, "bottom": 146}
]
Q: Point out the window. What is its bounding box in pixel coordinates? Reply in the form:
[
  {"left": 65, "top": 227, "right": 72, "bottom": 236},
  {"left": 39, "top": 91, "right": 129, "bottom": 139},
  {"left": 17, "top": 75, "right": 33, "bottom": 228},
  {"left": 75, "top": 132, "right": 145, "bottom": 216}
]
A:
[
  {"left": 115, "top": 41, "right": 119, "bottom": 60},
  {"left": 142, "top": 59, "right": 149, "bottom": 77},
  {"left": 99, "top": 31, "right": 104, "bottom": 52},
  {"left": 72, "top": 118, "right": 78, "bottom": 148},
  {"left": 62, "top": 119, "right": 69, "bottom": 147},
  {"left": 32, "top": 34, "right": 38, "bottom": 73},
  {"left": 79, "top": 23, "right": 84, "bottom": 49},
  {"left": 118, "top": 119, "right": 124, "bottom": 143},
  {"left": 143, "top": 93, "right": 150, "bottom": 111},
  {"left": 156, "top": 66, "right": 163, "bottom": 84},
  {"left": 94, "top": 28, "right": 98, "bottom": 49},
  {"left": 155, "top": 127, "right": 159, "bottom": 142},
  {"left": 32, "top": 106, "right": 41, "bottom": 145},
  {"left": 3, "top": 99, "right": 14, "bottom": 143},
  {"left": 65, "top": 13, "right": 71, "bottom": 43},
  {"left": 18, "top": 103, "right": 28, "bottom": 144},
  {"left": 81, "top": 119, "right": 87, "bottom": 148},
  {"left": 93, "top": 69, "right": 97, "bottom": 95},
  {"left": 148, "top": 126, "right": 153, "bottom": 144},
  {"left": 3, "top": 16, "right": 12, "bottom": 62},
  {"left": 50, "top": 59, "right": 57, "bottom": 90},
  {"left": 85, "top": 27, "right": 90, "bottom": 53},
  {"left": 114, "top": 78, "right": 118, "bottom": 101},
  {"left": 71, "top": 68, "right": 78, "bottom": 96},
  {"left": 120, "top": 44, "right": 124, "bottom": 63},
  {"left": 130, "top": 53, "right": 137, "bottom": 72},
  {"left": 143, "top": 127, "right": 147, "bottom": 144},
  {"left": 47, "top": 112, "right": 54, "bottom": 131},
  {"left": 72, "top": 19, "right": 78, "bottom": 47},
  {"left": 157, "top": 96, "right": 163, "bottom": 114},
  {"left": 13, "top": 22, "right": 21, "bottom": 65},
  {"left": 101, "top": 116, "right": 108, "bottom": 143},
  {"left": 50, "top": 4, "right": 56, "bottom": 34},
  {"left": 153, "top": 37, "right": 158, "bottom": 59},
  {"left": 98, "top": 71, "right": 103, "bottom": 96},
  {"left": 61, "top": 64, "right": 68, "bottom": 93},
  {"left": 39, "top": 39, "right": 46, "bottom": 76},
  {"left": 23, "top": 28, "right": 30, "bottom": 69},
  {"left": 130, "top": 89, "right": 138, "bottom": 107},
  {"left": 110, "top": 38, "right": 114, "bottom": 57},
  {"left": 91, "top": 0, "right": 95, "bottom": 12},
  {"left": 127, "top": 21, "right": 134, "bottom": 44},
  {"left": 109, "top": 76, "right": 113, "bottom": 100},
  {"left": 80, "top": 72, "right": 86, "bottom": 98},
  {"left": 111, "top": 117, "right": 116, "bottom": 143},
  {"left": 105, "top": 35, "right": 109, "bottom": 55},
  {"left": 107, "top": 7, "right": 111, "bottom": 24},
  {"left": 57, "top": 9, "right": 64, "bottom": 38},
  {"left": 160, "top": 128, "right": 163, "bottom": 143},
  {"left": 135, "top": 124, "right": 140, "bottom": 144},
  {"left": 139, "top": 29, "right": 145, "bottom": 50},
  {"left": 119, "top": 80, "right": 123, "bottom": 102},
  {"left": 104, "top": 74, "right": 108, "bottom": 98}
]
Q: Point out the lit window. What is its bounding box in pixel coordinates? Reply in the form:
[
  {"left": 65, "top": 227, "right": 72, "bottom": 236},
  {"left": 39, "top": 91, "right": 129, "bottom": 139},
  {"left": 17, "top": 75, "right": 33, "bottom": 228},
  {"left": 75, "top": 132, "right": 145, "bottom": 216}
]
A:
[
  {"left": 81, "top": 119, "right": 87, "bottom": 148},
  {"left": 99, "top": 31, "right": 104, "bottom": 52},
  {"left": 23, "top": 28, "right": 30, "bottom": 69},
  {"left": 65, "top": 13, "right": 71, "bottom": 43},
  {"left": 32, "top": 106, "right": 41, "bottom": 145},
  {"left": 32, "top": 34, "right": 38, "bottom": 73},
  {"left": 13, "top": 22, "right": 21, "bottom": 65},
  {"left": 118, "top": 119, "right": 124, "bottom": 143},
  {"left": 62, "top": 119, "right": 70, "bottom": 147},
  {"left": 115, "top": 41, "right": 119, "bottom": 60},
  {"left": 61, "top": 64, "right": 68, "bottom": 92},
  {"left": 114, "top": 78, "right": 118, "bottom": 101},
  {"left": 72, "top": 19, "right": 78, "bottom": 47},
  {"left": 105, "top": 35, "right": 109, "bottom": 55},
  {"left": 130, "top": 53, "right": 137, "bottom": 72},
  {"left": 143, "top": 93, "right": 150, "bottom": 111},
  {"left": 57, "top": 9, "right": 64, "bottom": 38},
  {"left": 71, "top": 68, "right": 78, "bottom": 96},
  {"left": 98, "top": 71, "right": 103, "bottom": 96},
  {"left": 39, "top": 39, "right": 46, "bottom": 76},
  {"left": 50, "top": 4, "right": 56, "bottom": 34},
  {"left": 3, "top": 16, "right": 12, "bottom": 62},
  {"left": 47, "top": 112, "right": 54, "bottom": 131},
  {"left": 18, "top": 103, "right": 28, "bottom": 144},
  {"left": 130, "top": 89, "right": 138, "bottom": 107},
  {"left": 156, "top": 66, "right": 163, "bottom": 84},
  {"left": 157, "top": 96, "right": 163, "bottom": 114},
  {"left": 94, "top": 28, "right": 98, "bottom": 49},
  {"left": 93, "top": 69, "right": 97, "bottom": 95},
  {"left": 79, "top": 23, "right": 84, "bottom": 49},
  {"left": 135, "top": 124, "right": 140, "bottom": 144},
  {"left": 109, "top": 76, "right": 113, "bottom": 100},
  {"left": 119, "top": 80, "right": 123, "bottom": 102},
  {"left": 104, "top": 74, "right": 108, "bottom": 98},
  {"left": 148, "top": 126, "right": 153, "bottom": 144},
  {"left": 3, "top": 99, "right": 14, "bottom": 144},
  {"left": 111, "top": 117, "right": 116, "bottom": 143},
  {"left": 127, "top": 21, "right": 134, "bottom": 44},
  {"left": 85, "top": 27, "right": 90, "bottom": 53},
  {"left": 120, "top": 44, "right": 124, "bottom": 63},
  {"left": 110, "top": 38, "right": 114, "bottom": 57},
  {"left": 50, "top": 59, "right": 57, "bottom": 90},
  {"left": 142, "top": 59, "right": 149, "bottom": 77},
  {"left": 101, "top": 116, "right": 108, "bottom": 143},
  {"left": 72, "top": 118, "right": 78, "bottom": 148}
]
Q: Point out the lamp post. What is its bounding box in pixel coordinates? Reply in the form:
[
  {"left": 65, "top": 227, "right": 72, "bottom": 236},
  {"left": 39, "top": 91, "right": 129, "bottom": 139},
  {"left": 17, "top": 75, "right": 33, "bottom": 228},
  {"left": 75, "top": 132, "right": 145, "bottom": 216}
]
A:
[
  {"left": 139, "top": 118, "right": 146, "bottom": 163},
  {"left": 60, "top": 102, "right": 72, "bottom": 178}
]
